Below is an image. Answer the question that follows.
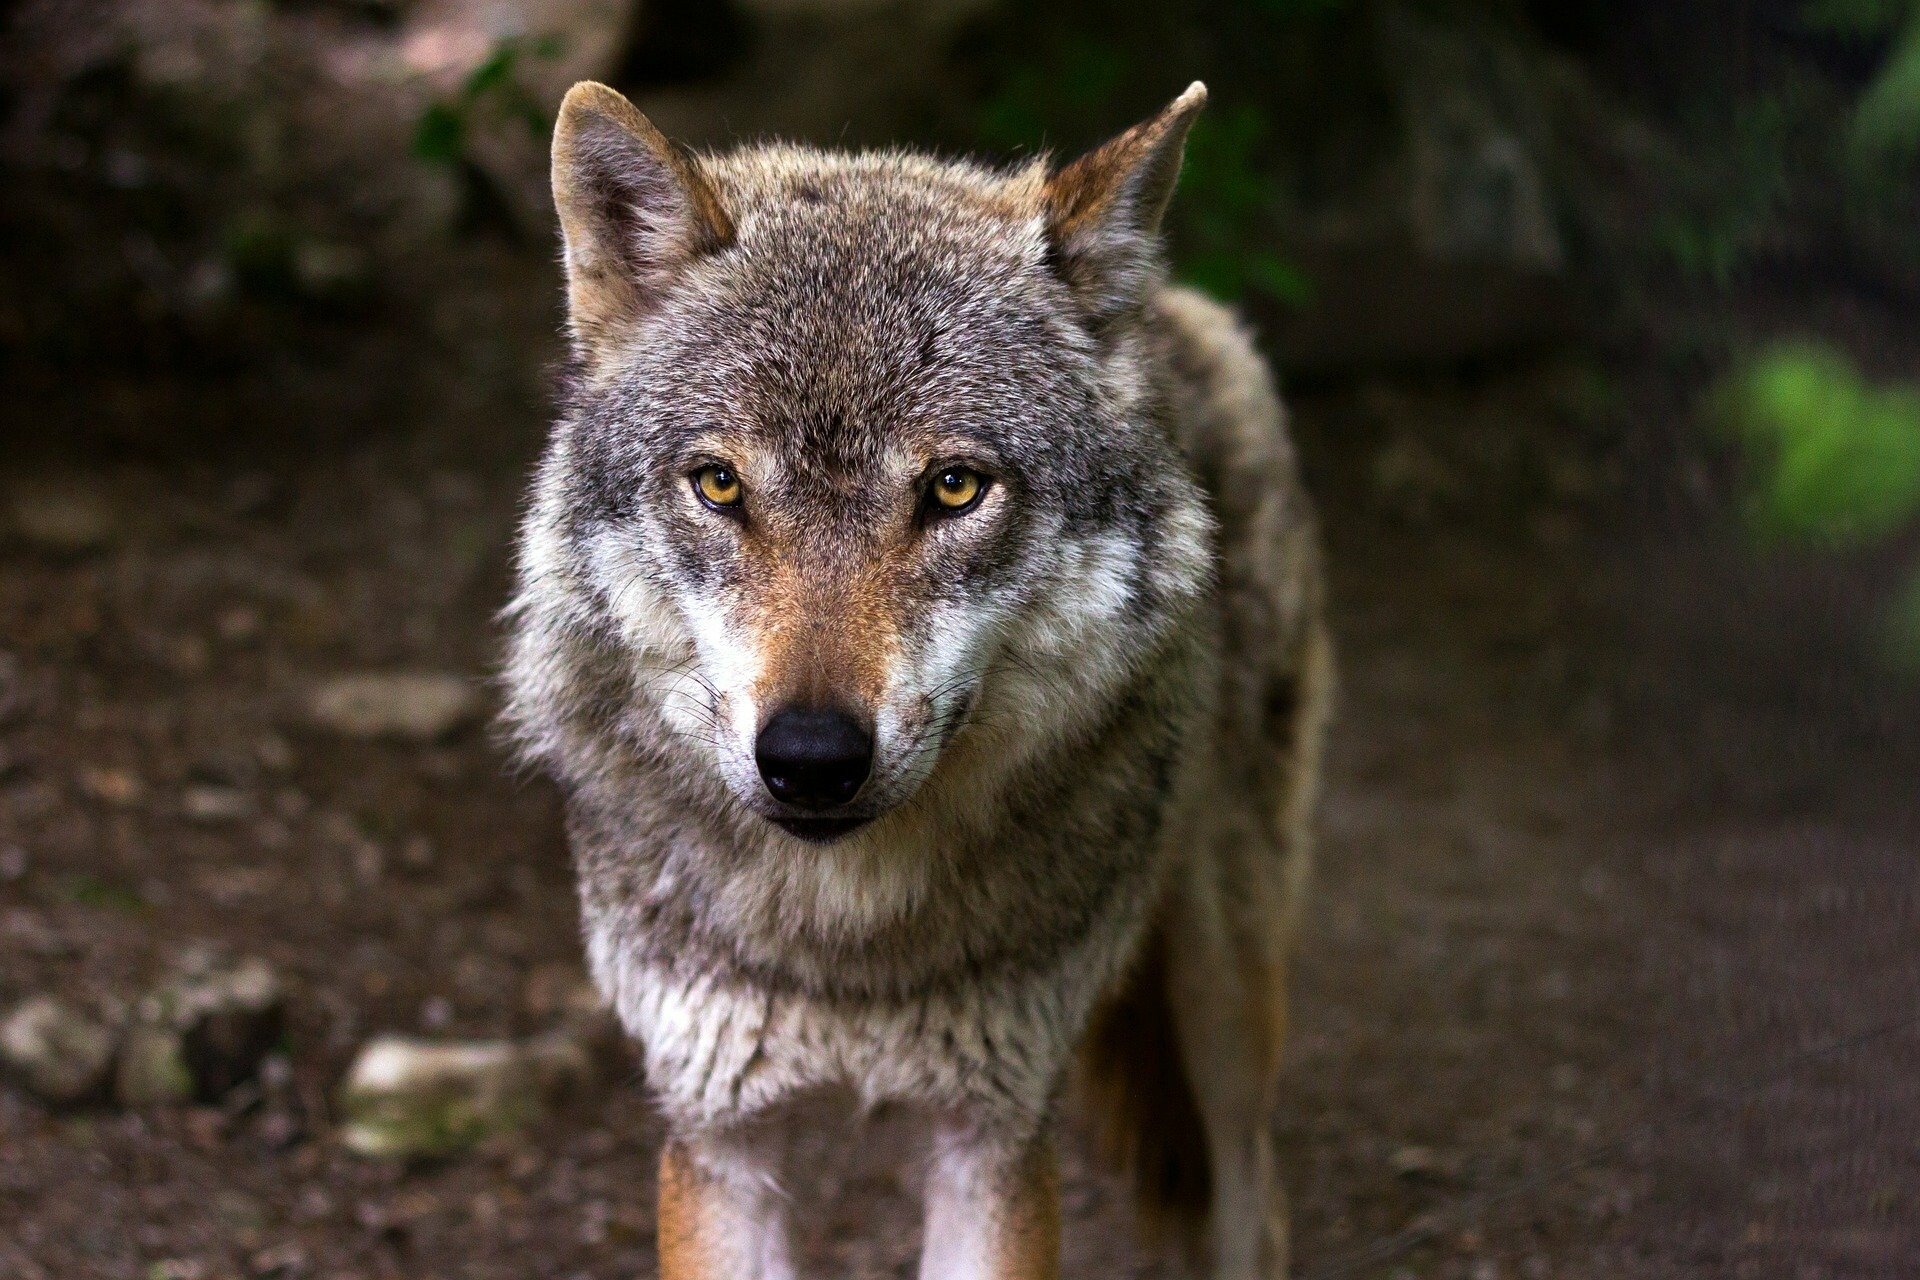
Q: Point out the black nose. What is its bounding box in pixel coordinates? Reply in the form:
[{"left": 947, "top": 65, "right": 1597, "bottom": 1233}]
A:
[{"left": 755, "top": 707, "right": 874, "bottom": 811}]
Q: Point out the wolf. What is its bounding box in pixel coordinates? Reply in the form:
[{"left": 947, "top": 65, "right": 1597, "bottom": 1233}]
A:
[{"left": 503, "top": 77, "right": 1332, "bottom": 1280}]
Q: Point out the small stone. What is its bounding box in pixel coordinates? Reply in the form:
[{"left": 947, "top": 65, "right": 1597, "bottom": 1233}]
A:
[
  {"left": 0, "top": 844, "right": 26, "bottom": 881},
  {"left": 1, "top": 995, "right": 118, "bottom": 1103},
  {"left": 181, "top": 785, "right": 252, "bottom": 825},
  {"left": 6, "top": 477, "right": 117, "bottom": 552},
  {"left": 351, "top": 837, "right": 386, "bottom": 885},
  {"left": 259, "top": 1052, "right": 294, "bottom": 1093},
  {"left": 1388, "top": 1144, "right": 1449, "bottom": 1181},
  {"left": 304, "top": 672, "right": 480, "bottom": 742},
  {"left": 123, "top": 955, "right": 286, "bottom": 1105},
  {"left": 336, "top": 1032, "right": 592, "bottom": 1159},
  {"left": 294, "top": 1186, "right": 334, "bottom": 1222}
]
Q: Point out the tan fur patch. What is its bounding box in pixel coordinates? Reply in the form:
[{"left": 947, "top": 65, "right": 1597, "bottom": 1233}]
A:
[
  {"left": 742, "top": 530, "right": 907, "bottom": 715},
  {"left": 657, "top": 1142, "right": 717, "bottom": 1280},
  {"left": 1044, "top": 82, "right": 1207, "bottom": 244},
  {"left": 995, "top": 1137, "right": 1063, "bottom": 1280}
]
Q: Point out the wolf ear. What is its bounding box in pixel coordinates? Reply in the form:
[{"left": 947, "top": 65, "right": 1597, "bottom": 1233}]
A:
[
  {"left": 551, "top": 81, "right": 733, "bottom": 358},
  {"left": 1042, "top": 82, "right": 1207, "bottom": 325}
]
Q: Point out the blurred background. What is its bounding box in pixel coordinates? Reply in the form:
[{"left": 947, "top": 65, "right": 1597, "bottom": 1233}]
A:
[{"left": 3, "top": 1, "right": 1919, "bottom": 1276}]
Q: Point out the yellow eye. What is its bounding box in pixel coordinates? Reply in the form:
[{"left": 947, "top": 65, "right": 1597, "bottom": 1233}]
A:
[
  {"left": 930, "top": 467, "right": 986, "bottom": 513},
  {"left": 693, "top": 465, "right": 743, "bottom": 509}
]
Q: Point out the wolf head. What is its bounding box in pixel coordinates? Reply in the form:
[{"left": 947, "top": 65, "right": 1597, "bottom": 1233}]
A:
[{"left": 510, "top": 82, "right": 1216, "bottom": 847}]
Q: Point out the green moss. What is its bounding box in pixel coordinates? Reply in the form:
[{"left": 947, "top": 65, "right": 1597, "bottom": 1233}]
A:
[{"left": 1719, "top": 343, "right": 1920, "bottom": 548}]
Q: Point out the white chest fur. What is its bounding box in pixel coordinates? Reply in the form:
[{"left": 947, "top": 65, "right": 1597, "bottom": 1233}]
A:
[{"left": 586, "top": 914, "right": 1139, "bottom": 1134}]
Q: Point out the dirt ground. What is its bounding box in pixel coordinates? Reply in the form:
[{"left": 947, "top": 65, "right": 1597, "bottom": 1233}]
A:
[{"left": 3, "top": 268, "right": 1919, "bottom": 1280}]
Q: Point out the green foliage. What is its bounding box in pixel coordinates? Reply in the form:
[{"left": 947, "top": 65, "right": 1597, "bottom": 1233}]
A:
[
  {"left": 1718, "top": 343, "right": 1920, "bottom": 549},
  {"left": 411, "top": 34, "right": 564, "bottom": 168},
  {"left": 1718, "top": 342, "right": 1920, "bottom": 664}
]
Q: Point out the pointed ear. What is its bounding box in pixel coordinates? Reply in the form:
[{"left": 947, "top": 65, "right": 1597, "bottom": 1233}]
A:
[
  {"left": 1043, "top": 82, "right": 1207, "bottom": 324},
  {"left": 551, "top": 81, "right": 733, "bottom": 358}
]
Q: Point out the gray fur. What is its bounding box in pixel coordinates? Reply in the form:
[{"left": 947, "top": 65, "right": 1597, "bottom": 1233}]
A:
[{"left": 504, "top": 81, "right": 1329, "bottom": 1278}]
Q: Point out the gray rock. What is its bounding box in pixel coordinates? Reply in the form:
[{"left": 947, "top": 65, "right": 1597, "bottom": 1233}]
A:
[
  {"left": 124, "top": 954, "right": 286, "bottom": 1104},
  {"left": 304, "top": 672, "right": 480, "bottom": 742},
  {"left": 1, "top": 995, "right": 117, "bottom": 1103},
  {"left": 337, "top": 1032, "right": 592, "bottom": 1159}
]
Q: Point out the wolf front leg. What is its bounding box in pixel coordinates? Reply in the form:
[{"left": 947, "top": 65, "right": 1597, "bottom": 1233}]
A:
[
  {"left": 657, "top": 1135, "right": 796, "bottom": 1280},
  {"left": 920, "top": 1126, "right": 1061, "bottom": 1280}
]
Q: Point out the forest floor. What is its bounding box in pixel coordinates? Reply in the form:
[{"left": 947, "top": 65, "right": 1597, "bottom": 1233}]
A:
[{"left": 3, "top": 256, "right": 1919, "bottom": 1280}]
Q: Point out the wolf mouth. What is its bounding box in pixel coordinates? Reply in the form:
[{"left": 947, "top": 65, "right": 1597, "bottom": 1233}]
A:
[{"left": 770, "top": 814, "right": 874, "bottom": 843}]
